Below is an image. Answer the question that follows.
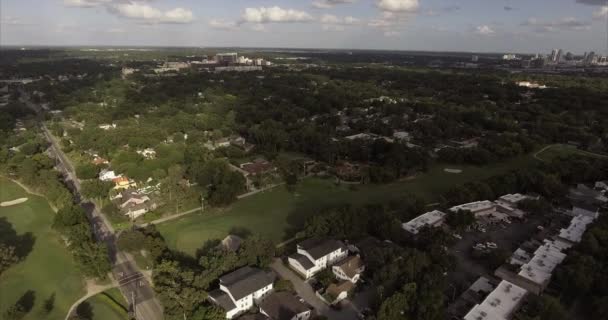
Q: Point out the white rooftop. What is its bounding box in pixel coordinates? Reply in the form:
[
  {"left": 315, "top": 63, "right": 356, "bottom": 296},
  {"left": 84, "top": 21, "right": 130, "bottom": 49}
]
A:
[
  {"left": 518, "top": 240, "right": 567, "bottom": 286},
  {"left": 558, "top": 214, "right": 595, "bottom": 244},
  {"left": 463, "top": 280, "right": 527, "bottom": 320},
  {"left": 402, "top": 210, "right": 447, "bottom": 234},
  {"left": 499, "top": 194, "right": 529, "bottom": 204},
  {"left": 450, "top": 200, "right": 495, "bottom": 213}
]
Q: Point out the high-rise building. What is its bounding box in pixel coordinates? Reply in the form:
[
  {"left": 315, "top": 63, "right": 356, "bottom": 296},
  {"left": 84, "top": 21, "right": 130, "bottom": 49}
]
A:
[
  {"left": 471, "top": 55, "right": 479, "bottom": 62},
  {"left": 549, "top": 49, "right": 563, "bottom": 62},
  {"left": 216, "top": 53, "right": 238, "bottom": 64}
]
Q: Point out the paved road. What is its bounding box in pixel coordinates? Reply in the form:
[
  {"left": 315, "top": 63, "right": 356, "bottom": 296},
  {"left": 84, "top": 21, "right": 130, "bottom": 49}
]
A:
[
  {"left": 270, "top": 259, "right": 359, "bottom": 320},
  {"left": 21, "top": 91, "right": 164, "bottom": 320}
]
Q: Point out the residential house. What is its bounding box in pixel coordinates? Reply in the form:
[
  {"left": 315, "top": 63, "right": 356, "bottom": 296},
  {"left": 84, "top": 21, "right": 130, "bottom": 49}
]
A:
[
  {"left": 231, "top": 136, "right": 255, "bottom": 152},
  {"left": 332, "top": 255, "right": 364, "bottom": 283},
  {"left": 98, "top": 123, "right": 117, "bottom": 130},
  {"left": 572, "top": 204, "right": 600, "bottom": 219},
  {"left": 92, "top": 156, "right": 109, "bottom": 166},
  {"left": 324, "top": 281, "right": 354, "bottom": 304},
  {"left": 259, "top": 292, "right": 312, "bottom": 320},
  {"left": 241, "top": 159, "right": 276, "bottom": 177},
  {"left": 220, "top": 235, "right": 243, "bottom": 252},
  {"left": 208, "top": 267, "right": 275, "bottom": 319},
  {"left": 288, "top": 239, "right": 348, "bottom": 279},
  {"left": 99, "top": 169, "right": 119, "bottom": 181},
  {"left": 136, "top": 148, "right": 157, "bottom": 159},
  {"left": 393, "top": 131, "right": 410, "bottom": 141},
  {"left": 112, "top": 176, "right": 136, "bottom": 190},
  {"left": 119, "top": 190, "right": 156, "bottom": 219}
]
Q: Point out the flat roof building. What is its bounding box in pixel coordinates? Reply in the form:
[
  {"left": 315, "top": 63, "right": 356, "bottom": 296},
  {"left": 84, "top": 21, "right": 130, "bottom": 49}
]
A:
[
  {"left": 463, "top": 280, "right": 527, "bottom": 320},
  {"left": 450, "top": 200, "right": 496, "bottom": 217},
  {"left": 402, "top": 210, "right": 447, "bottom": 235}
]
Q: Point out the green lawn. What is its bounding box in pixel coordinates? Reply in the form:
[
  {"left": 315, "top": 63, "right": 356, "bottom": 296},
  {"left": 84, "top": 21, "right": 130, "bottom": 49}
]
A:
[
  {"left": 535, "top": 144, "right": 608, "bottom": 162},
  {"left": 158, "top": 154, "right": 536, "bottom": 256},
  {"left": 85, "top": 288, "right": 129, "bottom": 320},
  {"left": 0, "top": 178, "right": 85, "bottom": 320}
]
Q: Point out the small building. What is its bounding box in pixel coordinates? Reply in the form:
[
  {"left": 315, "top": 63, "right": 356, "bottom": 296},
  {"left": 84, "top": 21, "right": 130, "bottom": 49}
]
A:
[
  {"left": 92, "top": 156, "right": 109, "bottom": 166},
  {"left": 463, "top": 280, "right": 527, "bottom": 320},
  {"left": 118, "top": 190, "right": 156, "bottom": 219},
  {"left": 332, "top": 255, "right": 364, "bottom": 283},
  {"left": 497, "top": 194, "right": 530, "bottom": 207},
  {"left": 324, "top": 281, "right": 354, "bottom": 304},
  {"left": 98, "top": 123, "right": 117, "bottom": 130},
  {"left": 136, "top": 148, "right": 157, "bottom": 159},
  {"left": 450, "top": 201, "right": 496, "bottom": 217},
  {"left": 259, "top": 292, "right": 312, "bottom": 320},
  {"left": 402, "top": 210, "right": 447, "bottom": 235},
  {"left": 112, "top": 176, "right": 136, "bottom": 190},
  {"left": 288, "top": 239, "right": 348, "bottom": 279},
  {"left": 99, "top": 169, "right": 119, "bottom": 181},
  {"left": 208, "top": 267, "right": 275, "bottom": 319},
  {"left": 221, "top": 235, "right": 243, "bottom": 252},
  {"left": 393, "top": 131, "right": 410, "bottom": 141},
  {"left": 241, "top": 159, "right": 276, "bottom": 177}
]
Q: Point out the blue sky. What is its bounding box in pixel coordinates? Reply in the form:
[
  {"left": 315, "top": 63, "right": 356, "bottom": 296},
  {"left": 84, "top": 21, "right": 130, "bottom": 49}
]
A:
[{"left": 1, "top": 0, "right": 607, "bottom": 53}]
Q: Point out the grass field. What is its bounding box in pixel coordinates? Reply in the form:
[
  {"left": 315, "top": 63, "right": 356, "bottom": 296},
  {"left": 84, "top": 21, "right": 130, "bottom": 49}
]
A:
[
  {"left": 84, "top": 288, "right": 129, "bottom": 320},
  {"left": 158, "top": 154, "right": 536, "bottom": 256},
  {"left": 0, "top": 178, "right": 85, "bottom": 320},
  {"left": 535, "top": 144, "right": 608, "bottom": 162}
]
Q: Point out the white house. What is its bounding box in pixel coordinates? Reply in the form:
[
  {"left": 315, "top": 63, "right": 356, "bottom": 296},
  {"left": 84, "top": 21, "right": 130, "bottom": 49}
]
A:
[
  {"left": 332, "top": 255, "right": 364, "bottom": 283},
  {"left": 288, "top": 239, "right": 348, "bottom": 279},
  {"left": 118, "top": 190, "right": 156, "bottom": 219},
  {"left": 259, "top": 292, "right": 312, "bottom": 320},
  {"left": 402, "top": 210, "right": 447, "bottom": 235},
  {"left": 208, "top": 267, "right": 275, "bottom": 319},
  {"left": 99, "top": 169, "right": 119, "bottom": 181}
]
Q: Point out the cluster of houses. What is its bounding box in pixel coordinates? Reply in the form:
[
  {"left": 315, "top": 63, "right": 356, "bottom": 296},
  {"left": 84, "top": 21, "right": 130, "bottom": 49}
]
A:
[
  {"left": 402, "top": 193, "right": 534, "bottom": 235},
  {"left": 98, "top": 168, "right": 158, "bottom": 219},
  {"left": 447, "top": 183, "right": 605, "bottom": 320},
  {"left": 288, "top": 238, "right": 365, "bottom": 305},
  {"left": 208, "top": 266, "right": 314, "bottom": 320},
  {"left": 206, "top": 238, "right": 365, "bottom": 320}
]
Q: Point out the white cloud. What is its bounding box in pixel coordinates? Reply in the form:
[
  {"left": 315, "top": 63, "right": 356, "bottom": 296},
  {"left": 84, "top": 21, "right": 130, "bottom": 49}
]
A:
[
  {"left": 312, "top": 0, "right": 357, "bottom": 9},
  {"left": 65, "top": 0, "right": 194, "bottom": 24},
  {"left": 320, "top": 14, "right": 360, "bottom": 25},
  {"left": 522, "top": 17, "right": 591, "bottom": 32},
  {"left": 593, "top": 6, "right": 608, "bottom": 19},
  {"left": 63, "top": 0, "right": 112, "bottom": 8},
  {"left": 241, "top": 6, "right": 314, "bottom": 24},
  {"left": 209, "top": 19, "right": 238, "bottom": 30},
  {"left": 475, "top": 25, "right": 495, "bottom": 35},
  {"left": 384, "top": 30, "right": 401, "bottom": 37},
  {"left": 376, "top": 0, "right": 419, "bottom": 12}
]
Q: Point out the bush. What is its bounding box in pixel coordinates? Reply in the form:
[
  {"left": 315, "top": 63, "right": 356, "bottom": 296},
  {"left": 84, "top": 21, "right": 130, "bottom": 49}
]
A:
[{"left": 76, "top": 163, "right": 100, "bottom": 180}]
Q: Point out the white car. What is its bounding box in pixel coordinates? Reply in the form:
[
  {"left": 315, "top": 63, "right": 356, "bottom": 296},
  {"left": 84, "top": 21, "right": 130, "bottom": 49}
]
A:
[{"left": 453, "top": 233, "right": 463, "bottom": 240}]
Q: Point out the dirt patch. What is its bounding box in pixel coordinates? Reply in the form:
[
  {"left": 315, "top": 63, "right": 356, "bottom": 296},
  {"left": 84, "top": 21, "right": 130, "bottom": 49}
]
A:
[
  {"left": 444, "top": 168, "right": 463, "bottom": 174},
  {"left": 0, "top": 198, "right": 28, "bottom": 207}
]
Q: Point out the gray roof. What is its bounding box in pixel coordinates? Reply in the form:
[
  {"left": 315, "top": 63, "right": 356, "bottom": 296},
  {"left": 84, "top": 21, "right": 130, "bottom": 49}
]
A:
[
  {"left": 259, "top": 292, "right": 311, "bottom": 320},
  {"left": 289, "top": 253, "right": 315, "bottom": 270},
  {"left": 220, "top": 267, "right": 275, "bottom": 301},
  {"left": 298, "top": 239, "right": 345, "bottom": 260},
  {"left": 221, "top": 235, "right": 243, "bottom": 252},
  {"left": 208, "top": 289, "right": 237, "bottom": 312}
]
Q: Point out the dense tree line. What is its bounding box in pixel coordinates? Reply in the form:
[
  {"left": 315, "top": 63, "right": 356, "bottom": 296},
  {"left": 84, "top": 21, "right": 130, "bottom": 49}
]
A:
[{"left": 53, "top": 205, "right": 112, "bottom": 279}]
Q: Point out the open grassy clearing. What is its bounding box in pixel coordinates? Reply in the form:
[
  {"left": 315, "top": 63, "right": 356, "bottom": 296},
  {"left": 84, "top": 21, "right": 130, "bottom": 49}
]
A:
[
  {"left": 157, "top": 154, "right": 536, "bottom": 256},
  {"left": 84, "top": 288, "right": 129, "bottom": 320},
  {"left": 535, "top": 144, "right": 608, "bottom": 162},
  {"left": 0, "top": 178, "right": 85, "bottom": 320}
]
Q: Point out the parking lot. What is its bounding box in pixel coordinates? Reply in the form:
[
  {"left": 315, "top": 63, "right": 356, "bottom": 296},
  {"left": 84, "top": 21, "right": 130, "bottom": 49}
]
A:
[{"left": 447, "top": 214, "right": 546, "bottom": 299}]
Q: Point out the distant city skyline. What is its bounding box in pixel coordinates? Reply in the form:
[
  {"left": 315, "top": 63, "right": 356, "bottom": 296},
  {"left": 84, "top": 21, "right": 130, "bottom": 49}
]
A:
[{"left": 1, "top": 0, "right": 608, "bottom": 54}]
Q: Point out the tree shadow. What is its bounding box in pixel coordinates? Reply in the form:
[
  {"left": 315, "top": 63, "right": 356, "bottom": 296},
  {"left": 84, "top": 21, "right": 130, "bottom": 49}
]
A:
[
  {"left": 228, "top": 226, "right": 252, "bottom": 239},
  {"left": 76, "top": 301, "right": 93, "bottom": 320},
  {"left": 16, "top": 290, "right": 36, "bottom": 313},
  {"left": 0, "top": 217, "right": 36, "bottom": 260},
  {"left": 43, "top": 292, "right": 55, "bottom": 314},
  {"left": 195, "top": 239, "right": 221, "bottom": 260}
]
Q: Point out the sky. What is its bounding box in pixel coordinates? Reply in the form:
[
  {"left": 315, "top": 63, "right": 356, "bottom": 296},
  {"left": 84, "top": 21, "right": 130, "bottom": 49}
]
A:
[{"left": 1, "top": 0, "right": 607, "bottom": 53}]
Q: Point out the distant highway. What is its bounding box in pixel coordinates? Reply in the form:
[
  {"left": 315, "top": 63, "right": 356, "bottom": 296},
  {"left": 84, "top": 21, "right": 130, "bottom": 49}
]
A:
[{"left": 21, "top": 90, "right": 164, "bottom": 320}]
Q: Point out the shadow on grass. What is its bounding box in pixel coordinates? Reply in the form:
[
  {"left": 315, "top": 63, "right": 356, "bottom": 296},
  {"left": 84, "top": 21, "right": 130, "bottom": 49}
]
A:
[{"left": 0, "top": 217, "right": 36, "bottom": 260}]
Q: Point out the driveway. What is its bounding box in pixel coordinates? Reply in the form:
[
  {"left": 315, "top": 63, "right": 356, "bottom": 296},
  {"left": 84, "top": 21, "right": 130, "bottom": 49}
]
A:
[{"left": 270, "top": 259, "right": 359, "bottom": 320}]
